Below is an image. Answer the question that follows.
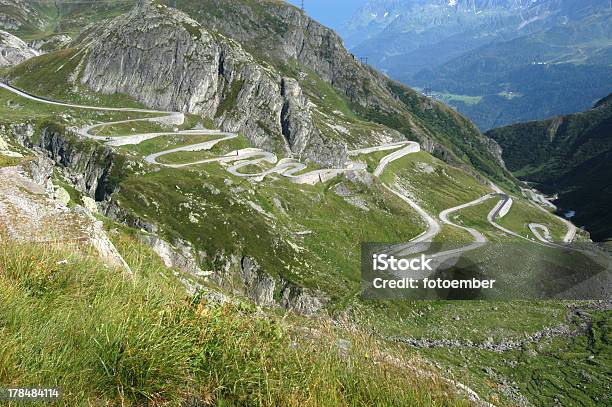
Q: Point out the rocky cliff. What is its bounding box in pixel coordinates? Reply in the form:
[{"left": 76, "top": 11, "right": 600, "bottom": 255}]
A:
[
  {"left": 182, "top": 0, "right": 411, "bottom": 115},
  {"left": 169, "top": 0, "right": 513, "bottom": 184},
  {"left": 76, "top": 1, "right": 347, "bottom": 166},
  {"left": 7, "top": 122, "right": 127, "bottom": 203},
  {"left": 0, "top": 29, "right": 38, "bottom": 67}
]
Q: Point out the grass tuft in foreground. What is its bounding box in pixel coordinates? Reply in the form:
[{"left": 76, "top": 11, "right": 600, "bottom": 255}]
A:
[{"left": 0, "top": 236, "right": 469, "bottom": 406}]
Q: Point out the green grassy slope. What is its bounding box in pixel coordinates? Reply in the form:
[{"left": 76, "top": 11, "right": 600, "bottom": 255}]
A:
[
  {"left": 114, "top": 164, "right": 424, "bottom": 298},
  {"left": 380, "top": 151, "right": 493, "bottom": 214},
  {"left": 419, "top": 308, "right": 611, "bottom": 407},
  {"left": 0, "top": 235, "right": 469, "bottom": 406}
]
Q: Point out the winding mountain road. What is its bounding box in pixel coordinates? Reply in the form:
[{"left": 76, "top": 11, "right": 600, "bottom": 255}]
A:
[
  {"left": 382, "top": 185, "right": 442, "bottom": 255},
  {"left": 0, "top": 82, "right": 576, "bottom": 249},
  {"left": 528, "top": 199, "right": 577, "bottom": 243},
  {"left": 529, "top": 223, "right": 553, "bottom": 243}
]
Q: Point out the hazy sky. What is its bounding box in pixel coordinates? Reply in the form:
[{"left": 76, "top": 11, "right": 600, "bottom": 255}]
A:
[{"left": 285, "top": 0, "right": 368, "bottom": 31}]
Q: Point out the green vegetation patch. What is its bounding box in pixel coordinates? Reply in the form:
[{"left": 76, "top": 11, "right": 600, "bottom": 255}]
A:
[
  {"left": 120, "top": 133, "right": 222, "bottom": 157},
  {"left": 381, "top": 151, "right": 493, "bottom": 214},
  {"left": 353, "top": 146, "right": 404, "bottom": 174},
  {"left": 0, "top": 154, "right": 23, "bottom": 168},
  {"left": 417, "top": 309, "right": 611, "bottom": 406},
  {"left": 432, "top": 224, "right": 474, "bottom": 245},
  {"left": 0, "top": 87, "right": 157, "bottom": 127},
  {"left": 0, "top": 237, "right": 469, "bottom": 406},
  {"left": 361, "top": 300, "right": 566, "bottom": 343},
  {"left": 453, "top": 198, "right": 507, "bottom": 242},
  {"left": 90, "top": 120, "right": 170, "bottom": 137},
  {"left": 154, "top": 135, "right": 251, "bottom": 164},
  {"left": 498, "top": 199, "right": 568, "bottom": 242},
  {"left": 299, "top": 67, "right": 358, "bottom": 121},
  {"left": 440, "top": 93, "right": 482, "bottom": 105},
  {"left": 216, "top": 79, "right": 245, "bottom": 118}
]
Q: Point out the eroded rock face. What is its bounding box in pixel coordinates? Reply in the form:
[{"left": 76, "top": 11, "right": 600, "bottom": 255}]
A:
[
  {"left": 241, "top": 256, "right": 276, "bottom": 306},
  {"left": 0, "top": 133, "right": 9, "bottom": 151},
  {"left": 239, "top": 256, "right": 326, "bottom": 314},
  {"left": 483, "top": 137, "right": 507, "bottom": 170},
  {"left": 193, "top": 0, "right": 397, "bottom": 112},
  {"left": 280, "top": 279, "right": 326, "bottom": 316},
  {"left": 35, "top": 126, "right": 122, "bottom": 202},
  {"left": 26, "top": 155, "right": 54, "bottom": 195},
  {"left": 0, "top": 162, "right": 130, "bottom": 274},
  {"left": 0, "top": 29, "right": 38, "bottom": 67},
  {"left": 281, "top": 77, "right": 348, "bottom": 165},
  {"left": 80, "top": 2, "right": 282, "bottom": 155},
  {"left": 78, "top": 1, "right": 346, "bottom": 166},
  {"left": 139, "top": 234, "right": 209, "bottom": 278},
  {"left": 28, "top": 34, "right": 71, "bottom": 53}
]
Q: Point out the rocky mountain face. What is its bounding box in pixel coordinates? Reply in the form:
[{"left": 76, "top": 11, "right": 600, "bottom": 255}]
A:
[
  {"left": 0, "top": 29, "right": 38, "bottom": 67},
  {"left": 177, "top": 0, "right": 385, "bottom": 108},
  {"left": 75, "top": 1, "right": 347, "bottom": 166},
  {"left": 157, "top": 0, "right": 512, "bottom": 183},
  {"left": 487, "top": 94, "right": 612, "bottom": 240},
  {"left": 5, "top": 0, "right": 509, "bottom": 181},
  {"left": 0, "top": 0, "right": 515, "bottom": 183},
  {"left": 0, "top": 0, "right": 47, "bottom": 32}
]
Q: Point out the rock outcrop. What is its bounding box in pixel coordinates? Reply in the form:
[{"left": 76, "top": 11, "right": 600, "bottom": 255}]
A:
[
  {"left": 280, "top": 279, "right": 326, "bottom": 316},
  {"left": 139, "top": 234, "right": 210, "bottom": 279},
  {"left": 77, "top": 1, "right": 347, "bottom": 166},
  {"left": 280, "top": 77, "right": 347, "bottom": 164},
  {"left": 28, "top": 34, "right": 71, "bottom": 53},
  {"left": 0, "top": 131, "right": 10, "bottom": 151},
  {"left": 0, "top": 156, "right": 130, "bottom": 273},
  {"left": 34, "top": 125, "right": 126, "bottom": 202},
  {"left": 0, "top": 0, "right": 47, "bottom": 31},
  {"left": 25, "top": 155, "right": 54, "bottom": 194},
  {"left": 239, "top": 255, "right": 326, "bottom": 314},
  {"left": 0, "top": 29, "right": 38, "bottom": 67},
  {"left": 240, "top": 256, "right": 276, "bottom": 306}
]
